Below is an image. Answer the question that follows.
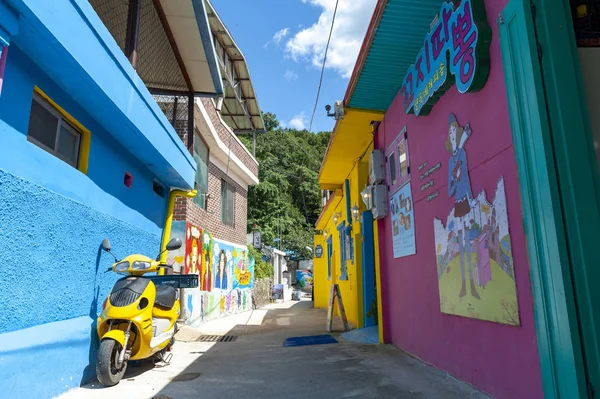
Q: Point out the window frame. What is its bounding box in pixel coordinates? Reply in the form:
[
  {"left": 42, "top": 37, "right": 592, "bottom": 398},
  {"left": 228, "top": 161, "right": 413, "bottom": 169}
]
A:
[
  {"left": 192, "top": 134, "right": 210, "bottom": 210},
  {"left": 28, "top": 93, "right": 82, "bottom": 168},
  {"left": 27, "top": 87, "right": 91, "bottom": 174},
  {"left": 220, "top": 178, "right": 235, "bottom": 227},
  {"left": 386, "top": 127, "right": 410, "bottom": 193}
]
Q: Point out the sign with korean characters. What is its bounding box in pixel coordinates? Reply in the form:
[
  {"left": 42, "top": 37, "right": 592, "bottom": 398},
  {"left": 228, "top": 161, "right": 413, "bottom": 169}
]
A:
[{"left": 400, "top": 0, "right": 491, "bottom": 116}]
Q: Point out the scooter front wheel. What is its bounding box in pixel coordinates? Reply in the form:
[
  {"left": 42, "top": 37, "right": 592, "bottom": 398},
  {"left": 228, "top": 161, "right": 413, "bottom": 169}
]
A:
[{"left": 96, "top": 339, "right": 128, "bottom": 387}]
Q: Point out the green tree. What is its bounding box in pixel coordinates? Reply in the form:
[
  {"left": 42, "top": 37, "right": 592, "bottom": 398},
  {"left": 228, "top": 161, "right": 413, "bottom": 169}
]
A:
[
  {"left": 239, "top": 113, "right": 330, "bottom": 259},
  {"left": 262, "top": 112, "right": 279, "bottom": 132}
]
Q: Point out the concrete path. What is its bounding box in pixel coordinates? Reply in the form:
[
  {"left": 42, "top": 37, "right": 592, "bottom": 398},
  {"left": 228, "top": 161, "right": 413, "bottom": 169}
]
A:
[{"left": 57, "top": 299, "right": 491, "bottom": 399}]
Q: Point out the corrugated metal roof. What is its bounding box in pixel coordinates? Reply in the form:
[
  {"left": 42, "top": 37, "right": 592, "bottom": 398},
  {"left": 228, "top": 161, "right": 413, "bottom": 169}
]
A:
[
  {"left": 348, "top": 0, "right": 445, "bottom": 111},
  {"left": 205, "top": 0, "right": 265, "bottom": 132}
]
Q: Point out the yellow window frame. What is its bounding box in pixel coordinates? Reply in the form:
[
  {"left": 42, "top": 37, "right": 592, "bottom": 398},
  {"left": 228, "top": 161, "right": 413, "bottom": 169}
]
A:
[{"left": 33, "top": 86, "right": 91, "bottom": 174}]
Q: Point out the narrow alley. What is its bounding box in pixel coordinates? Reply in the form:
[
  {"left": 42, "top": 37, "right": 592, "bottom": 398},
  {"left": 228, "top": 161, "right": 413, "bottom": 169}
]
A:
[{"left": 58, "top": 300, "right": 489, "bottom": 399}]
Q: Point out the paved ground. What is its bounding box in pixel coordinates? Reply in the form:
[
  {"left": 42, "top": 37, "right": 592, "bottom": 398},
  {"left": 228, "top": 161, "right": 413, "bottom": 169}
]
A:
[{"left": 57, "top": 299, "right": 491, "bottom": 399}]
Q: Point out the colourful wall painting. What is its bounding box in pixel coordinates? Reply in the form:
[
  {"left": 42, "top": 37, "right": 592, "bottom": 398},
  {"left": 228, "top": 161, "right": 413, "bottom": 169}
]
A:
[
  {"left": 390, "top": 182, "right": 416, "bottom": 258},
  {"left": 234, "top": 252, "right": 254, "bottom": 289},
  {"left": 296, "top": 269, "right": 313, "bottom": 292},
  {"left": 433, "top": 114, "right": 519, "bottom": 325},
  {"left": 167, "top": 220, "right": 186, "bottom": 273},
  {"left": 181, "top": 237, "right": 255, "bottom": 326},
  {"left": 185, "top": 223, "right": 202, "bottom": 275},
  {"left": 211, "top": 240, "right": 254, "bottom": 290}
]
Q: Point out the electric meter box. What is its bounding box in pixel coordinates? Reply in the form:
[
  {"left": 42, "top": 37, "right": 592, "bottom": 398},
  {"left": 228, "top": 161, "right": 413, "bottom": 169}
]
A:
[
  {"left": 372, "top": 184, "right": 388, "bottom": 219},
  {"left": 369, "top": 149, "right": 385, "bottom": 185}
]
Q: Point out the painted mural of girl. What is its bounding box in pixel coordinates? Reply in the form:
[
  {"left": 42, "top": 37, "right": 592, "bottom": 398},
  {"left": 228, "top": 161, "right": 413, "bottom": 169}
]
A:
[
  {"left": 215, "top": 250, "right": 228, "bottom": 289},
  {"left": 446, "top": 113, "right": 480, "bottom": 300},
  {"left": 203, "top": 250, "right": 212, "bottom": 292}
]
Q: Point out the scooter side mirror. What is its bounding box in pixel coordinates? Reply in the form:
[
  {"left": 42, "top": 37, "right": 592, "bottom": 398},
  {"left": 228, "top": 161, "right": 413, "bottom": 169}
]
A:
[
  {"left": 101, "top": 239, "right": 111, "bottom": 252},
  {"left": 166, "top": 237, "right": 183, "bottom": 251}
]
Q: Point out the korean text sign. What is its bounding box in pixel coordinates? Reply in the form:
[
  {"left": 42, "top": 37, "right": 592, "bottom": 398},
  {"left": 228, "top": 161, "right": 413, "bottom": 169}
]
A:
[{"left": 400, "top": 0, "right": 491, "bottom": 116}]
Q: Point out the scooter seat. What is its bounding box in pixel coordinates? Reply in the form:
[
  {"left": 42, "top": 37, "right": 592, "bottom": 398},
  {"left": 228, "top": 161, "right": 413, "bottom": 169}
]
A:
[{"left": 154, "top": 285, "right": 177, "bottom": 309}]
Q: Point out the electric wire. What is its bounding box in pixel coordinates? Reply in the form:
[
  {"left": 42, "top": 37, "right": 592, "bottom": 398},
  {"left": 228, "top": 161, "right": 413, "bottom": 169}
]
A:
[{"left": 308, "top": 0, "right": 340, "bottom": 133}]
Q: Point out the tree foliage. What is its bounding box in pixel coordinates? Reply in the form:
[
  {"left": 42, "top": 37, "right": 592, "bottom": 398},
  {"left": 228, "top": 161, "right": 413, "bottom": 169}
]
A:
[{"left": 239, "top": 114, "right": 330, "bottom": 259}]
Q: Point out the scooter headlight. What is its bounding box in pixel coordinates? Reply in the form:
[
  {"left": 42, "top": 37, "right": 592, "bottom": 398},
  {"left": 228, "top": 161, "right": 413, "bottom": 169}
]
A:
[
  {"left": 114, "top": 261, "right": 130, "bottom": 272},
  {"left": 132, "top": 261, "right": 151, "bottom": 271}
]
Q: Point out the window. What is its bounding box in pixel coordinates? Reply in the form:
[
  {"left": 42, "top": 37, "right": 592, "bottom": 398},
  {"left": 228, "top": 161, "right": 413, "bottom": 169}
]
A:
[
  {"left": 221, "top": 179, "right": 235, "bottom": 226},
  {"left": 398, "top": 140, "right": 409, "bottom": 178},
  {"left": 388, "top": 151, "right": 397, "bottom": 186},
  {"left": 193, "top": 135, "right": 209, "bottom": 209},
  {"left": 326, "top": 236, "right": 333, "bottom": 280},
  {"left": 28, "top": 92, "right": 82, "bottom": 168},
  {"left": 338, "top": 222, "right": 349, "bottom": 281}
]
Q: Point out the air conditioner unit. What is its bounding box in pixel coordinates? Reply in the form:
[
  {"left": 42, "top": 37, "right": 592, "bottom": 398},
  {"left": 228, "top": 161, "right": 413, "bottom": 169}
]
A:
[
  {"left": 372, "top": 184, "right": 388, "bottom": 219},
  {"left": 369, "top": 149, "right": 385, "bottom": 185}
]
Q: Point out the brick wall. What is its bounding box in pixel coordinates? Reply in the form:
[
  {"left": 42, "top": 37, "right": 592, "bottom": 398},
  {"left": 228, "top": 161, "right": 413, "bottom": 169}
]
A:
[
  {"left": 200, "top": 98, "right": 259, "bottom": 177},
  {"left": 174, "top": 162, "right": 248, "bottom": 246}
]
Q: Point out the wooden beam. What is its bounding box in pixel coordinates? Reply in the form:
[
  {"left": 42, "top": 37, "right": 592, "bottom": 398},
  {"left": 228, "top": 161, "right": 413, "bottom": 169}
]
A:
[
  {"left": 125, "top": 0, "right": 142, "bottom": 68},
  {"left": 151, "top": 0, "right": 193, "bottom": 92}
]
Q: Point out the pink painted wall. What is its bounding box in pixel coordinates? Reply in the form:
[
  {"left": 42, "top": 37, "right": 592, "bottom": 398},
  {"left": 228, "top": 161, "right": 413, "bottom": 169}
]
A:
[{"left": 374, "top": 0, "right": 543, "bottom": 398}]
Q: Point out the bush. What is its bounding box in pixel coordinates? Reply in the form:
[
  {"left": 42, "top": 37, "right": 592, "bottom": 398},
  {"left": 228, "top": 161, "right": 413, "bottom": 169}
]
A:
[{"left": 248, "top": 246, "right": 273, "bottom": 280}]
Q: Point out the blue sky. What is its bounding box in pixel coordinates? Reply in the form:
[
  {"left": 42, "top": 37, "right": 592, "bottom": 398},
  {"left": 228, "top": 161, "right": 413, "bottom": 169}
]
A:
[{"left": 211, "top": 0, "right": 377, "bottom": 133}]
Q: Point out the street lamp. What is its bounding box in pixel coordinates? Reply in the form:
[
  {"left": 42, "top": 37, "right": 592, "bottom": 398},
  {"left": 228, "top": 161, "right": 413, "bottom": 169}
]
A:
[
  {"left": 351, "top": 204, "right": 360, "bottom": 223},
  {"left": 361, "top": 186, "right": 373, "bottom": 210},
  {"left": 333, "top": 212, "right": 342, "bottom": 225}
]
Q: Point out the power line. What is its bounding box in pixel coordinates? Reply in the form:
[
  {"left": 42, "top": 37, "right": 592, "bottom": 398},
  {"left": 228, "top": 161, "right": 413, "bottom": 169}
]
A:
[{"left": 308, "top": 0, "right": 340, "bottom": 133}]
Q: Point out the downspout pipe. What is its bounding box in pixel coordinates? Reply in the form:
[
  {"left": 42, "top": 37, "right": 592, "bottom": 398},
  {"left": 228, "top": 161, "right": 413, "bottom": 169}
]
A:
[{"left": 158, "top": 188, "right": 197, "bottom": 275}]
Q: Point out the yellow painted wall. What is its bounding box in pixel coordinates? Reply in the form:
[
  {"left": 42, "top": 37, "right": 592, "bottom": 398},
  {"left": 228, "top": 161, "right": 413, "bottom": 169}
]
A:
[
  {"left": 313, "top": 160, "right": 370, "bottom": 329},
  {"left": 313, "top": 234, "right": 329, "bottom": 310}
]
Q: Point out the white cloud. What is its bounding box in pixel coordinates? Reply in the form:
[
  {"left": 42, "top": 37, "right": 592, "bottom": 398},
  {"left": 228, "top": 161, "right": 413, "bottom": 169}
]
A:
[
  {"left": 273, "top": 28, "right": 290, "bottom": 44},
  {"left": 284, "top": 69, "right": 299, "bottom": 80},
  {"left": 283, "top": 112, "right": 307, "bottom": 130},
  {"left": 264, "top": 28, "right": 290, "bottom": 48},
  {"left": 285, "top": 0, "right": 377, "bottom": 78}
]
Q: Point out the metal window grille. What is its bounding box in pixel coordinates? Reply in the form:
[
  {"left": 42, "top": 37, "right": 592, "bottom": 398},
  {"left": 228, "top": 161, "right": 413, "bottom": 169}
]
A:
[{"left": 88, "top": 0, "right": 192, "bottom": 144}]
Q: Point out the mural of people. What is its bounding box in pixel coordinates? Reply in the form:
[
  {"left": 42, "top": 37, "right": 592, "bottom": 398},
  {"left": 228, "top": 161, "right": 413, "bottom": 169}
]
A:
[
  {"left": 203, "top": 250, "right": 212, "bottom": 291},
  {"left": 215, "top": 250, "right": 228, "bottom": 289},
  {"left": 446, "top": 113, "right": 480, "bottom": 300}
]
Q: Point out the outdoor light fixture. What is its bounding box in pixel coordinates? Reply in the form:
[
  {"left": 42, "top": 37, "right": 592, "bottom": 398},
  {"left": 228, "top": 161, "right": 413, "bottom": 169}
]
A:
[
  {"left": 361, "top": 186, "right": 373, "bottom": 210},
  {"left": 351, "top": 204, "right": 360, "bottom": 223},
  {"left": 323, "top": 228, "right": 330, "bottom": 239},
  {"left": 333, "top": 211, "right": 342, "bottom": 225}
]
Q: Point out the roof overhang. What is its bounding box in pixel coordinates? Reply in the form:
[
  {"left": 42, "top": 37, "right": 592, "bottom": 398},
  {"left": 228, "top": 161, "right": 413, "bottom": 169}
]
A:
[
  {"left": 88, "top": 0, "right": 223, "bottom": 96},
  {"left": 318, "top": 109, "right": 384, "bottom": 190},
  {"left": 344, "top": 0, "right": 446, "bottom": 112},
  {"left": 205, "top": 0, "right": 265, "bottom": 133},
  {"left": 159, "top": 0, "right": 223, "bottom": 95},
  {"left": 194, "top": 99, "right": 259, "bottom": 187},
  {"left": 315, "top": 191, "right": 343, "bottom": 230}
]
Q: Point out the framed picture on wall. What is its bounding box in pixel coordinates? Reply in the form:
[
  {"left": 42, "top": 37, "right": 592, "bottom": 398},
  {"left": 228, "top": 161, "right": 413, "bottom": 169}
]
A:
[{"left": 385, "top": 126, "right": 410, "bottom": 195}]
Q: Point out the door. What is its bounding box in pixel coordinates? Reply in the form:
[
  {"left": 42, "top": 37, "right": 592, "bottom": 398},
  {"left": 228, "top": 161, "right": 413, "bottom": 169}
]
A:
[
  {"left": 361, "top": 210, "right": 377, "bottom": 327},
  {"left": 498, "top": 0, "right": 589, "bottom": 396}
]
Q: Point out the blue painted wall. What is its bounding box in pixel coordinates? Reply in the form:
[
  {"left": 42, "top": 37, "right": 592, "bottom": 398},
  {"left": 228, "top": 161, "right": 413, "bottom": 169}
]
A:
[
  {"left": 0, "top": 0, "right": 202, "bottom": 396},
  {"left": 0, "top": 46, "right": 167, "bottom": 227}
]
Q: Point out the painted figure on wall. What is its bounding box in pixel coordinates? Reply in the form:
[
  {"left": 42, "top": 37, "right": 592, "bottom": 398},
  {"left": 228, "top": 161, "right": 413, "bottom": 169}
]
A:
[
  {"left": 434, "top": 115, "right": 520, "bottom": 326},
  {"left": 184, "top": 223, "right": 202, "bottom": 275},
  {"left": 167, "top": 221, "right": 186, "bottom": 273},
  {"left": 445, "top": 113, "right": 479, "bottom": 300},
  {"left": 201, "top": 231, "right": 212, "bottom": 292},
  {"left": 215, "top": 250, "right": 228, "bottom": 289}
]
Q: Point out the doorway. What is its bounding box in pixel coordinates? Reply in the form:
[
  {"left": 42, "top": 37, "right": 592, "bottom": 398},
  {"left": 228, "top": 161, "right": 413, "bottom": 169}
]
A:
[{"left": 499, "top": 0, "right": 600, "bottom": 396}]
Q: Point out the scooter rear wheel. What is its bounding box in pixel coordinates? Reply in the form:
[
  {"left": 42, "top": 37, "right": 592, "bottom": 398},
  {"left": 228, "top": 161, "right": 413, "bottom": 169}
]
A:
[{"left": 96, "top": 339, "right": 128, "bottom": 387}]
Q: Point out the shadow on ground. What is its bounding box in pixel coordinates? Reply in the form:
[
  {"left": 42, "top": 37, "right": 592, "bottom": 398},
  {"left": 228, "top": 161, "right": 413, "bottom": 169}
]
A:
[{"left": 147, "top": 300, "right": 490, "bottom": 399}]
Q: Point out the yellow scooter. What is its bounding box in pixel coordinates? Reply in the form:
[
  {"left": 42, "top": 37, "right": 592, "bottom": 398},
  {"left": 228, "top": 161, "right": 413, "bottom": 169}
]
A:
[
  {"left": 95, "top": 237, "right": 185, "bottom": 386},
  {"left": 95, "top": 190, "right": 197, "bottom": 387}
]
